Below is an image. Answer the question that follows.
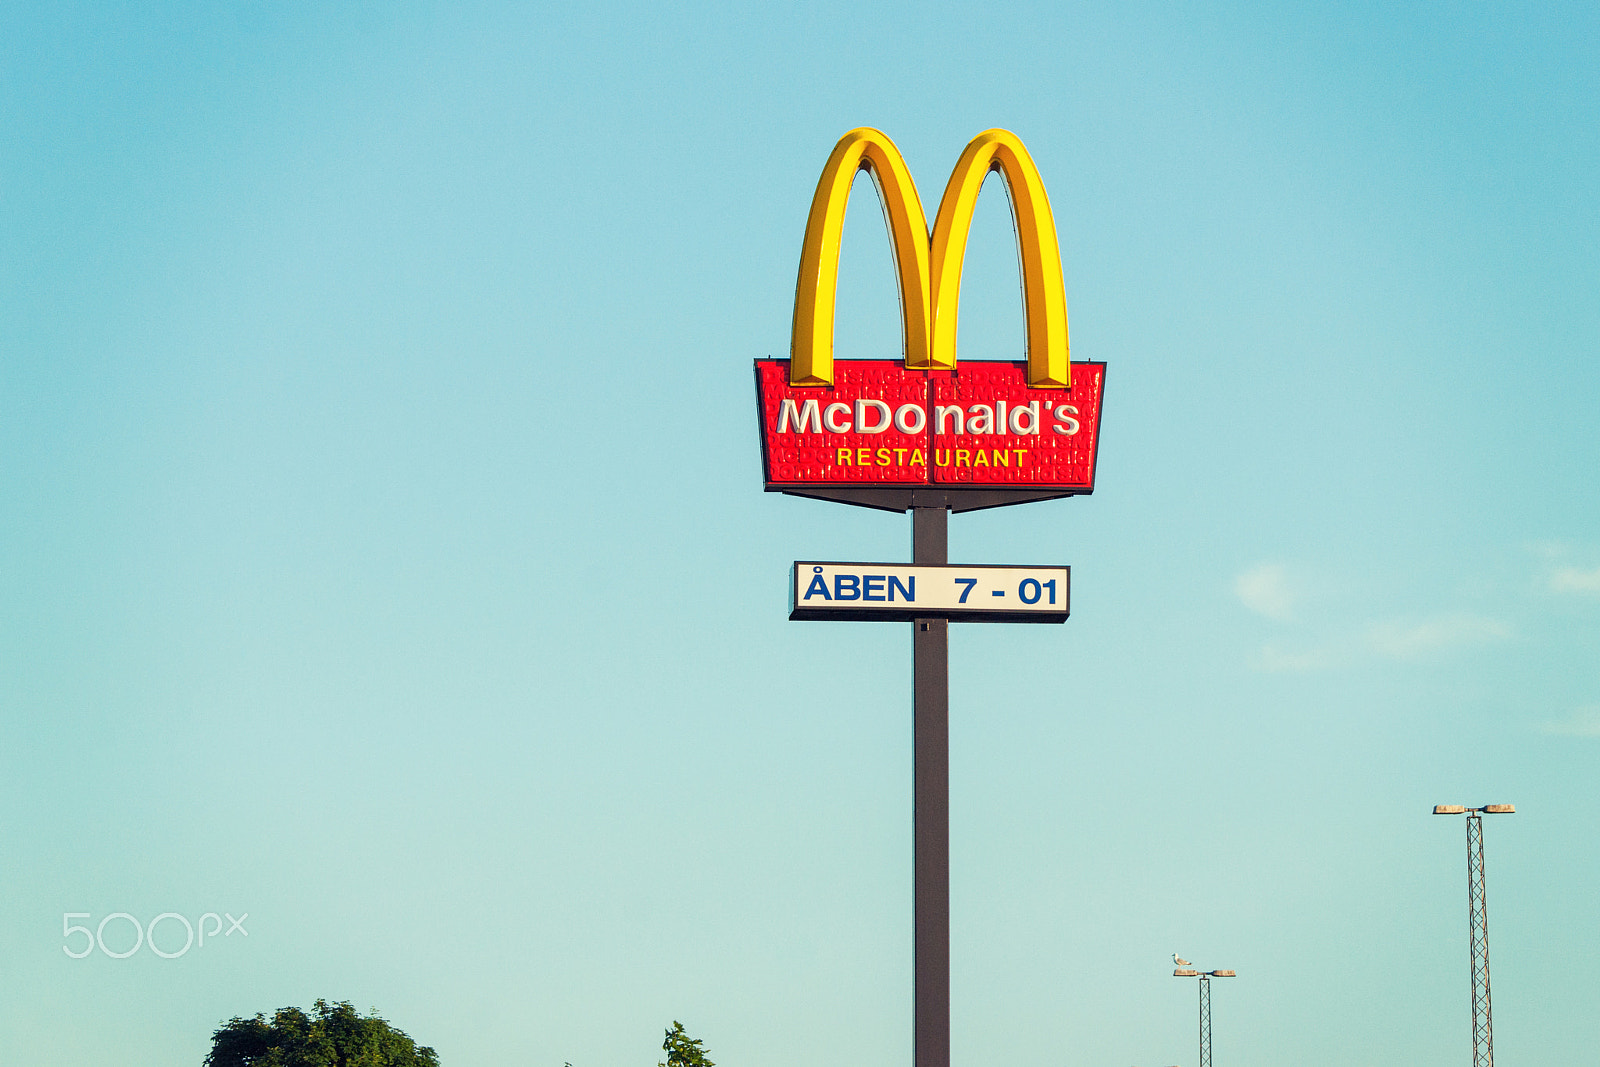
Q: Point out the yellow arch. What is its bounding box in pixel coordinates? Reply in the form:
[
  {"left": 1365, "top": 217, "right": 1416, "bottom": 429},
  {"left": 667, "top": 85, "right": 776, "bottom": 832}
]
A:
[
  {"left": 790, "top": 128, "right": 932, "bottom": 386},
  {"left": 929, "top": 130, "right": 1071, "bottom": 387},
  {"left": 789, "top": 128, "right": 1071, "bottom": 388}
]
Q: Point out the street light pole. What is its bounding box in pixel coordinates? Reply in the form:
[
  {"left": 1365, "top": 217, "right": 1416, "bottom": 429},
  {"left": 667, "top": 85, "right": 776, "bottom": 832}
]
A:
[
  {"left": 1172, "top": 965, "right": 1236, "bottom": 1067},
  {"left": 1433, "top": 803, "right": 1515, "bottom": 1067}
]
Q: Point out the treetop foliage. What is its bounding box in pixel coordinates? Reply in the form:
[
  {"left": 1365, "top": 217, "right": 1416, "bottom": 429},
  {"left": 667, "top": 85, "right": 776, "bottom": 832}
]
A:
[
  {"left": 659, "top": 1021, "right": 713, "bottom": 1067},
  {"left": 204, "top": 999, "right": 439, "bottom": 1067}
]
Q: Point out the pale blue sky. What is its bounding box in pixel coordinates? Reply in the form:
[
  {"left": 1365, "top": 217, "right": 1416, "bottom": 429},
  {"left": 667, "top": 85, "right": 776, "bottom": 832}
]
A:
[{"left": 3, "top": 2, "right": 1598, "bottom": 1065}]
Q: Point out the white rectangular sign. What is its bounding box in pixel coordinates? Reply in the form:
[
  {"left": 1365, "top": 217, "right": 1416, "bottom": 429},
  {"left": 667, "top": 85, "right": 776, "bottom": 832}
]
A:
[{"left": 790, "top": 562, "right": 1070, "bottom": 623}]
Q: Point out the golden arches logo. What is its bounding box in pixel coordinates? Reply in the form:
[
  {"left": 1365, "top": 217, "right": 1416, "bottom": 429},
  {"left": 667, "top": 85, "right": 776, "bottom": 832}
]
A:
[{"left": 791, "top": 128, "right": 1071, "bottom": 389}]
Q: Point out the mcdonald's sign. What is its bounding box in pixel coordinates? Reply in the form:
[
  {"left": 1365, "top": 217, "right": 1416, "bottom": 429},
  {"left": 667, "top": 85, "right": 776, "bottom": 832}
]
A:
[{"left": 756, "top": 128, "right": 1106, "bottom": 512}]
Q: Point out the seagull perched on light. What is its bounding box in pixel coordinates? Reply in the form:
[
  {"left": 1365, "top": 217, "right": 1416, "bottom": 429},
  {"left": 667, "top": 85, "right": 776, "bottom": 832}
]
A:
[{"left": 1173, "top": 954, "right": 1192, "bottom": 966}]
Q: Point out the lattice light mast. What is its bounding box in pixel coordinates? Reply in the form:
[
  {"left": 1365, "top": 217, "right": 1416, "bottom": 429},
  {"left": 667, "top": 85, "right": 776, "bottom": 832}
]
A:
[
  {"left": 1172, "top": 963, "right": 1236, "bottom": 1067},
  {"left": 1434, "top": 803, "right": 1515, "bottom": 1067}
]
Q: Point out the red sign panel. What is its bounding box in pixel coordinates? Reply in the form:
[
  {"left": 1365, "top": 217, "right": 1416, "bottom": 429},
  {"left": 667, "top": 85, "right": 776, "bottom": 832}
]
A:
[{"left": 756, "top": 360, "right": 1106, "bottom": 492}]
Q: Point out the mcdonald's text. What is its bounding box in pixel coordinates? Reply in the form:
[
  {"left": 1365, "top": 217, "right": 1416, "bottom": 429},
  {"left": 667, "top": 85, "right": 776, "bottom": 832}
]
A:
[{"left": 757, "top": 358, "right": 1105, "bottom": 489}]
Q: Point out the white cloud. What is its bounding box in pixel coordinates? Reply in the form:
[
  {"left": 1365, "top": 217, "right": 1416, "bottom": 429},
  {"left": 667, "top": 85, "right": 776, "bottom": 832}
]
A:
[
  {"left": 1365, "top": 614, "right": 1511, "bottom": 660},
  {"left": 1539, "top": 707, "right": 1600, "bottom": 738},
  {"left": 1235, "top": 562, "right": 1295, "bottom": 621},
  {"left": 1550, "top": 566, "right": 1600, "bottom": 594},
  {"left": 1530, "top": 539, "right": 1573, "bottom": 560}
]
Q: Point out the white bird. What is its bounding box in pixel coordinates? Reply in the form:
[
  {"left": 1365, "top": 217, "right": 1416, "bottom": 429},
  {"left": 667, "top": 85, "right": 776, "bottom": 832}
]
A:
[{"left": 1173, "top": 955, "right": 1192, "bottom": 966}]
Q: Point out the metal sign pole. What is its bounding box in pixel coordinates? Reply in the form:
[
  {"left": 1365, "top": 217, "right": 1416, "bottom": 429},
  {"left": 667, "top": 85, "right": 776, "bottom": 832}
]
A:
[
  {"left": 912, "top": 504, "right": 949, "bottom": 1067},
  {"left": 787, "top": 530, "right": 1065, "bottom": 1067}
]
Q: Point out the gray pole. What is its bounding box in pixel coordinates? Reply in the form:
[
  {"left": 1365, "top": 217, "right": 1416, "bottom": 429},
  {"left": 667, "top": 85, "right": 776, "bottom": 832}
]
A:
[
  {"left": 1434, "top": 803, "right": 1512, "bottom": 1065},
  {"left": 1467, "top": 813, "right": 1494, "bottom": 1067},
  {"left": 1199, "top": 975, "right": 1212, "bottom": 1067},
  {"left": 912, "top": 504, "right": 949, "bottom": 1067}
]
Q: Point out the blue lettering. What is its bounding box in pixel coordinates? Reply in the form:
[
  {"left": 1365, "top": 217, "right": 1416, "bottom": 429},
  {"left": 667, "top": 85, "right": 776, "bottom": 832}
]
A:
[
  {"left": 804, "top": 574, "right": 831, "bottom": 600},
  {"left": 834, "top": 574, "right": 861, "bottom": 601},
  {"left": 889, "top": 575, "right": 914, "bottom": 602},
  {"left": 863, "top": 575, "right": 886, "bottom": 601}
]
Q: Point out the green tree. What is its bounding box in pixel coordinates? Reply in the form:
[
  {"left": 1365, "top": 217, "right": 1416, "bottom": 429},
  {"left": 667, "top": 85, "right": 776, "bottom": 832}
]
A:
[
  {"left": 659, "top": 1021, "right": 713, "bottom": 1067},
  {"left": 204, "top": 999, "right": 439, "bottom": 1067}
]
